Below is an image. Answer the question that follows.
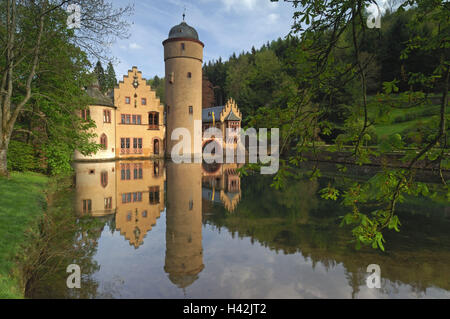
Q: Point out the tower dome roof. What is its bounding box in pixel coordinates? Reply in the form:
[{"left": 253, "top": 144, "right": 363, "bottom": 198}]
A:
[{"left": 168, "top": 21, "right": 199, "bottom": 40}]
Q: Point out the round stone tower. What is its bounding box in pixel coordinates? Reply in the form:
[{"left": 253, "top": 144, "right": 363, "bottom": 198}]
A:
[{"left": 163, "top": 21, "right": 204, "bottom": 159}]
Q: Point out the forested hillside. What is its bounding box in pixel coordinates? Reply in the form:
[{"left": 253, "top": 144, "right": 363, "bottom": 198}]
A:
[{"left": 203, "top": 7, "right": 447, "bottom": 145}]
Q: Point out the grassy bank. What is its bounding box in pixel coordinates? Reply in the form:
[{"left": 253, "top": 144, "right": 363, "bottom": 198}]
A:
[{"left": 0, "top": 172, "right": 48, "bottom": 299}]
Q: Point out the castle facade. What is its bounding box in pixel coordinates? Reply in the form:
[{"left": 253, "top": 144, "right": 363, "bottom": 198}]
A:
[{"left": 75, "top": 20, "right": 241, "bottom": 162}]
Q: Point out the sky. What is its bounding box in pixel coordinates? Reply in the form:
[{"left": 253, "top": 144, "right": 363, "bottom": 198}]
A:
[{"left": 107, "top": 0, "right": 298, "bottom": 80}]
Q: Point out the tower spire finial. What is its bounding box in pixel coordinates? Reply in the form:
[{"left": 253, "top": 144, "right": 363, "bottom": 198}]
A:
[{"left": 182, "top": 7, "right": 186, "bottom": 21}]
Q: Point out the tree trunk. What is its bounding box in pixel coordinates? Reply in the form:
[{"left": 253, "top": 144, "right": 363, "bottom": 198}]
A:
[{"left": 0, "top": 146, "right": 8, "bottom": 177}]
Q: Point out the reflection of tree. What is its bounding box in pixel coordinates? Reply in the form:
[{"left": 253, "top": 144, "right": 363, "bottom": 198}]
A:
[
  {"left": 204, "top": 174, "right": 450, "bottom": 296},
  {"left": 23, "top": 179, "right": 112, "bottom": 299}
]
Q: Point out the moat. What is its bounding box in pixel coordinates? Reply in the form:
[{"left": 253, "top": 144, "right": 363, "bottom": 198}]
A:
[{"left": 26, "top": 160, "right": 450, "bottom": 299}]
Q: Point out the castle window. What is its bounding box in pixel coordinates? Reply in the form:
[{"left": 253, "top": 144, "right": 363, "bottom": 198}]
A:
[
  {"left": 120, "top": 138, "right": 131, "bottom": 154},
  {"left": 104, "top": 197, "right": 112, "bottom": 210},
  {"left": 149, "top": 186, "right": 160, "bottom": 205},
  {"left": 133, "top": 138, "right": 143, "bottom": 154},
  {"left": 121, "top": 114, "right": 131, "bottom": 124},
  {"left": 132, "top": 115, "right": 142, "bottom": 125},
  {"left": 167, "top": 105, "right": 170, "bottom": 114},
  {"left": 153, "top": 162, "right": 160, "bottom": 177},
  {"left": 141, "top": 98, "right": 147, "bottom": 105},
  {"left": 142, "top": 211, "right": 148, "bottom": 218},
  {"left": 101, "top": 171, "right": 108, "bottom": 188},
  {"left": 181, "top": 43, "right": 185, "bottom": 50},
  {"left": 100, "top": 134, "right": 108, "bottom": 150},
  {"left": 133, "top": 192, "right": 143, "bottom": 202},
  {"left": 81, "top": 109, "right": 90, "bottom": 121},
  {"left": 169, "top": 72, "right": 174, "bottom": 84},
  {"left": 103, "top": 110, "right": 111, "bottom": 123},
  {"left": 133, "top": 163, "right": 143, "bottom": 179},
  {"left": 148, "top": 112, "right": 159, "bottom": 130},
  {"left": 187, "top": 72, "right": 192, "bottom": 78},
  {"left": 189, "top": 106, "right": 193, "bottom": 114},
  {"left": 122, "top": 193, "right": 142, "bottom": 204},
  {"left": 125, "top": 97, "right": 131, "bottom": 104},
  {"left": 154, "top": 139, "right": 160, "bottom": 155},
  {"left": 82, "top": 199, "right": 92, "bottom": 213},
  {"left": 121, "top": 163, "right": 131, "bottom": 180}
]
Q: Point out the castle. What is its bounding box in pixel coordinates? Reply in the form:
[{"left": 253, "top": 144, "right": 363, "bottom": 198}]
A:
[
  {"left": 72, "top": 21, "right": 244, "bottom": 289},
  {"left": 75, "top": 20, "right": 242, "bottom": 161}
]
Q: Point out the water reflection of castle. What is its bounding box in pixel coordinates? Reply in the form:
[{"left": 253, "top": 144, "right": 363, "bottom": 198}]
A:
[
  {"left": 75, "top": 160, "right": 166, "bottom": 249},
  {"left": 202, "top": 163, "right": 242, "bottom": 213},
  {"left": 74, "top": 160, "right": 241, "bottom": 289}
]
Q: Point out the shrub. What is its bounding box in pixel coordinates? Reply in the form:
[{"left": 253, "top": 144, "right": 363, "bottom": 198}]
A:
[{"left": 7, "top": 140, "right": 37, "bottom": 172}]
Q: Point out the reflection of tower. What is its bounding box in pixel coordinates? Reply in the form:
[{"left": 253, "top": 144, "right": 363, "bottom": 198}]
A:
[
  {"left": 74, "top": 161, "right": 116, "bottom": 216},
  {"left": 163, "top": 20, "right": 204, "bottom": 156},
  {"left": 165, "top": 163, "right": 204, "bottom": 288}
]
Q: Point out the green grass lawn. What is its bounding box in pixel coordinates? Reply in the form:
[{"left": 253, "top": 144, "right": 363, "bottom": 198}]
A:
[
  {"left": 374, "top": 115, "right": 437, "bottom": 138},
  {"left": 0, "top": 172, "right": 48, "bottom": 299},
  {"left": 367, "top": 95, "right": 449, "bottom": 140}
]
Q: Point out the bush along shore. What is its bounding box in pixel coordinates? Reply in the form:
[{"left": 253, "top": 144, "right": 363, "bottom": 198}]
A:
[{"left": 0, "top": 172, "right": 48, "bottom": 298}]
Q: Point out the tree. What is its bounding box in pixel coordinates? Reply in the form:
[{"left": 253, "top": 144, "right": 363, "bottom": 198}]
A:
[
  {"left": 105, "top": 61, "right": 117, "bottom": 93},
  {"left": 0, "top": 0, "right": 133, "bottom": 177},
  {"left": 147, "top": 75, "right": 165, "bottom": 105},
  {"left": 94, "top": 61, "right": 106, "bottom": 92},
  {"left": 250, "top": 0, "right": 449, "bottom": 250}
]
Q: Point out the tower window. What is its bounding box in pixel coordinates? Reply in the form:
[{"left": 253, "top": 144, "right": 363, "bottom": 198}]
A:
[
  {"left": 83, "top": 199, "right": 92, "bottom": 213},
  {"left": 81, "top": 109, "right": 90, "bottom": 121},
  {"left": 169, "top": 72, "right": 174, "bottom": 84},
  {"left": 101, "top": 171, "right": 108, "bottom": 188},
  {"left": 100, "top": 134, "right": 108, "bottom": 150},
  {"left": 189, "top": 106, "right": 193, "bottom": 114},
  {"left": 103, "top": 110, "right": 111, "bottom": 123},
  {"left": 187, "top": 72, "right": 192, "bottom": 78},
  {"left": 181, "top": 43, "right": 185, "bottom": 50}
]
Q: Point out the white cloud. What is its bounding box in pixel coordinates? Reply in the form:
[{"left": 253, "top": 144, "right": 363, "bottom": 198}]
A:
[
  {"left": 268, "top": 13, "right": 279, "bottom": 24},
  {"left": 129, "top": 42, "right": 142, "bottom": 50},
  {"left": 221, "top": 0, "right": 257, "bottom": 11},
  {"left": 108, "top": 0, "right": 296, "bottom": 79}
]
